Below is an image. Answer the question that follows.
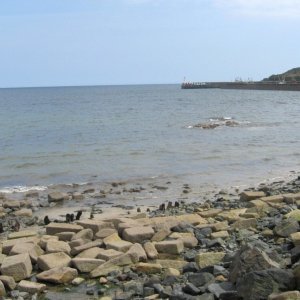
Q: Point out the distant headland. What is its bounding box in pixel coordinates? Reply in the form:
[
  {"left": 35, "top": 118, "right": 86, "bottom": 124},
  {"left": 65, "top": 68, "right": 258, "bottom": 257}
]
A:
[{"left": 182, "top": 67, "right": 300, "bottom": 91}]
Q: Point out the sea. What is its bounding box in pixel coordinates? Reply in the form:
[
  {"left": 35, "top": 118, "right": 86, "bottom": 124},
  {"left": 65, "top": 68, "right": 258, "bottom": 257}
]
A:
[{"left": 1, "top": 84, "right": 300, "bottom": 193}]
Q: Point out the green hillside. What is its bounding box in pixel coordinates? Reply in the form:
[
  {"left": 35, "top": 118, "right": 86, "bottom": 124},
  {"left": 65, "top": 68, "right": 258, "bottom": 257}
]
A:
[{"left": 263, "top": 67, "right": 300, "bottom": 82}]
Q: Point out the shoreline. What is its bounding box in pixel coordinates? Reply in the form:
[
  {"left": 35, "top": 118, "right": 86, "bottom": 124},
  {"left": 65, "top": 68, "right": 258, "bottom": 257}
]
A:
[{"left": 0, "top": 172, "right": 299, "bottom": 299}]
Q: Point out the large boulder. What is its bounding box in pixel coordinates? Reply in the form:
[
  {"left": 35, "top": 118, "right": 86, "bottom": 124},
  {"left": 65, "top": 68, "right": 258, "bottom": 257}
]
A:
[
  {"left": 46, "top": 240, "right": 71, "bottom": 255},
  {"left": 48, "top": 191, "right": 69, "bottom": 202},
  {"left": 236, "top": 269, "right": 295, "bottom": 300},
  {"left": 123, "top": 226, "right": 155, "bottom": 243},
  {"left": 273, "top": 218, "right": 299, "bottom": 237},
  {"left": 240, "top": 191, "right": 265, "bottom": 201},
  {"left": 155, "top": 240, "right": 184, "bottom": 255},
  {"left": 71, "top": 258, "right": 105, "bottom": 273},
  {"left": 17, "top": 280, "right": 47, "bottom": 294},
  {"left": 229, "top": 244, "right": 280, "bottom": 283},
  {"left": 46, "top": 223, "right": 83, "bottom": 235},
  {"left": 10, "top": 242, "right": 44, "bottom": 263},
  {"left": 0, "top": 254, "right": 32, "bottom": 282},
  {"left": 37, "top": 252, "right": 71, "bottom": 271},
  {"left": 36, "top": 267, "right": 78, "bottom": 284}
]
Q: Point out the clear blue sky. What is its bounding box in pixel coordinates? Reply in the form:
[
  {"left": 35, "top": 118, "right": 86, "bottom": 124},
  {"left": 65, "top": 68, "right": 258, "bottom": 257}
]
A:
[{"left": 1, "top": 0, "right": 300, "bottom": 87}]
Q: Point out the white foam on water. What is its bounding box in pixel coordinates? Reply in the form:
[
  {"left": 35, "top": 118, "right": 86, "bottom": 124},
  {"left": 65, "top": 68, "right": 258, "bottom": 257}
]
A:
[{"left": 0, "top": 185, "right": 47, "bottom": 194}]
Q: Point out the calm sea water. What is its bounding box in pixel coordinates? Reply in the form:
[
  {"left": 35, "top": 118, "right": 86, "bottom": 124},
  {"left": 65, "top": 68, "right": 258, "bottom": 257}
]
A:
[{"left": 1, "top": 84, "right": 300, "bottom": 192}]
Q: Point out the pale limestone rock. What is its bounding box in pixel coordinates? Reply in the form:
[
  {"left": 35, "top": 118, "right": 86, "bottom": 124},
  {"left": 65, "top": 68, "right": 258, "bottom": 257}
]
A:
[
  {"left": 239, "top": 191, "right": 265, "bottom": 201},
  {"left": 72, "top": 192, "right": 84, "bottom": 200},
  {"left": 18, "top": 280, "right": 47, "bottom": 294},
  {"left": 14, "top": 209, "right": 33, "bottom": 217},
  {"left": 46, "top": 240, "right": 71, "bottom": 255},
  {"left": 0, "top": 281, "right": 5, "bottom": 297},
  {"left": 123, "top": 226, "right": 154, "bottom": 243},
  {"left": 90, "top": 253, "right": 137, "bottom": 278},
  {"left": 37, "top": 267, "right": 78, "bottom": 284},
  {"left": 127, "top": 243, "right": 147, "bottom": 262},
  {"left": 211, "top": 221, "right": 229, "bottom": 232},
  {"left": 0, "top": 275, "right": 16, "bottom": 290},
  {"left": 164, "top": 268, "right": 180, "bottom": 277},
  {"left": 198, "top": 209, "right": 222, "bottom": 218},
  {"left": 261, "top": 195, "right": 284, "bottom": 203},
  {"left": 72, "top": 277, "right": 85, "bottom": 285},
  {"left": 155, "top": 259, "right": 188, "bottom": 270},
  {"left": 48, "top": 191, "right": 69, "bottom": 202},
  {"left": 96, "top": 249, "right": 123, "bottom": 261},
  {"left": 95, "top": 228, "right": 117, "bottom": 239},
  {"left": 55, "top": 232, "right": 75, "bottom": 241},
  {"left": 151, "top": 229, "right": 170, "bottom": 242},
  {"left": 3, "top": 237, "right": 39, "bottom": 255},
  {"left": 76, "top": 247, "right": 104, "bottom": 259},
  {"left": 176, "top": 214, "right": 207, "bottom": 225},
  {"left": 10, "top": 242, "right": 44, "bottom": 263},
  {"left": 0, "top": 254, "right": 6, "bottom": 265},
  {"left": 46, "top": 223, "right": 83, "bottom": 235},
  {"left": 3, "top": 200, "right": 20, "bottom": 209},
  {"left": 8, "top": 230, "right": 37, "bottom": 240},
  {"left": 76, "top": 219, "right": 114, "bottom": 234},
  {"left": 218, "top": 209, "right": 247, "bottom": 222},
  {"left": 231, "top": 218, "right": 257, "bottom": 230},
  {"left": 144, "top": 242, "right": 159, "bottom": 260},
  {"left": 68, "top": 238, "right": 87, "bottom": 249},
  {"left": 72, "top": 228, "right": 94, "bottom": 241},
  {"left": 286, "top": 209, "right": 300, "bottom": 222},
  {"left": 180, "top": 236, "right": 198, "bottom": 248},
  {"left": 39, "top": 235, "right": 59, "bottom": 249},
  {"left": 290, "top": 232, "right": 300, "bottom": 246},
  {"left": 103, "top": 232, "right": 122, "bottom": 244},
  {"left": 268, "top": 291, "right": 300, "bottom": 300},
  {"left": 155, "top": 240, "right": 184, "bottom": 255},
  {"left": 135, "top": 262, "right": 162, "bottom": 274},
  {"left": 249, "top": 199, "right": 269, "bottom": 208},
  {"left": 211, "top": 231, "right": 229, "bottom": 239},
  {"left": 37, "top": 252, "right": 71, "bottom": 271},
  {"left": 106, "top": 240, "right": 133, "bottom": 252},
  {"left": 195, "top": 252, "right": 225, "bottom": 269},
  {"left": 283, "top": 193, "right": 300, "bottom": 204},
  {"left": 72, "top": 258, "right": 105, "bottom": 273},
  {"left": 0, "top": 253, "right": 32, "bottom": 281},
  {"left": 71, "top": 240, "right": 103, "bottom": 255}
]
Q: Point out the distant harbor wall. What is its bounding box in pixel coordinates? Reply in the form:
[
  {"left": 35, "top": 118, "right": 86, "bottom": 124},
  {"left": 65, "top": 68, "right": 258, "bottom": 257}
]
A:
[{"left": 181, "top": 81, "right": 300, "bottom": 91}]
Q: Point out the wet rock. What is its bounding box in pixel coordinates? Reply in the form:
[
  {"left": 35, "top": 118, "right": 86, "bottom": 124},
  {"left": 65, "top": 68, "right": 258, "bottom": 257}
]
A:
[
  {"left": 229, "top": 244, "right": 280, "bottom": 283},
  {"left": 17, "top": 280, "right": 47, "bottom": 294},
  {"left": 236, "top": 269, "right": 295, "bottom": 300},
  {"left": 0, "top": 253, "right": 32, "bottom": 281},
  {"left": 182, "top": 262, "right": 199, "bottom": 273},
  {"left": 208, "top": 282, "right": 236, "bottom": 299},
  {"left": 188, "top": 272, "right": 215, "bottom": 288},
  {"left": 273, "top": 218, "right": 299, "bottom": 237},
  {"left": 182, "top": 283, "right": 201, "bottom": 295}
]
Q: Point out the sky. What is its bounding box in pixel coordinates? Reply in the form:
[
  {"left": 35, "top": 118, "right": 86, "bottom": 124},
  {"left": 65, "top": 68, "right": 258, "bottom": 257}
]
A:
[{"left": 1, "top": 0, "right": 300, "bottom": 87}]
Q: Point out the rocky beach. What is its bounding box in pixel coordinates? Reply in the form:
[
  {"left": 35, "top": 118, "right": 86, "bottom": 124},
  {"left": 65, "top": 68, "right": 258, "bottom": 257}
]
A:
[{"left": 0, "top": 174, "right": 299, "bottom": 300}]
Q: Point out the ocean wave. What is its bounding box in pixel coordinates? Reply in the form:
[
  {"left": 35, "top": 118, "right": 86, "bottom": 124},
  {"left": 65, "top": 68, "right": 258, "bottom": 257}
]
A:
[{"left": 0, "top": 185, "right": 47, "bottom": 194}]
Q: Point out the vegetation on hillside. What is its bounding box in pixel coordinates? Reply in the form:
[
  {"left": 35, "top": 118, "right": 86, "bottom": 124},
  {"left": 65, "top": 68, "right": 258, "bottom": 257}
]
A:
[{"left": 263, "top": 67, "right": 300, "bottom": 82}]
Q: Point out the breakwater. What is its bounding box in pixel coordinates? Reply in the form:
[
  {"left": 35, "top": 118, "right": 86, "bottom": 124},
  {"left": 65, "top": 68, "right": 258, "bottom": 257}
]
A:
[{"left": 182, "top": 81, "right": 300, "bottom": 91}]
